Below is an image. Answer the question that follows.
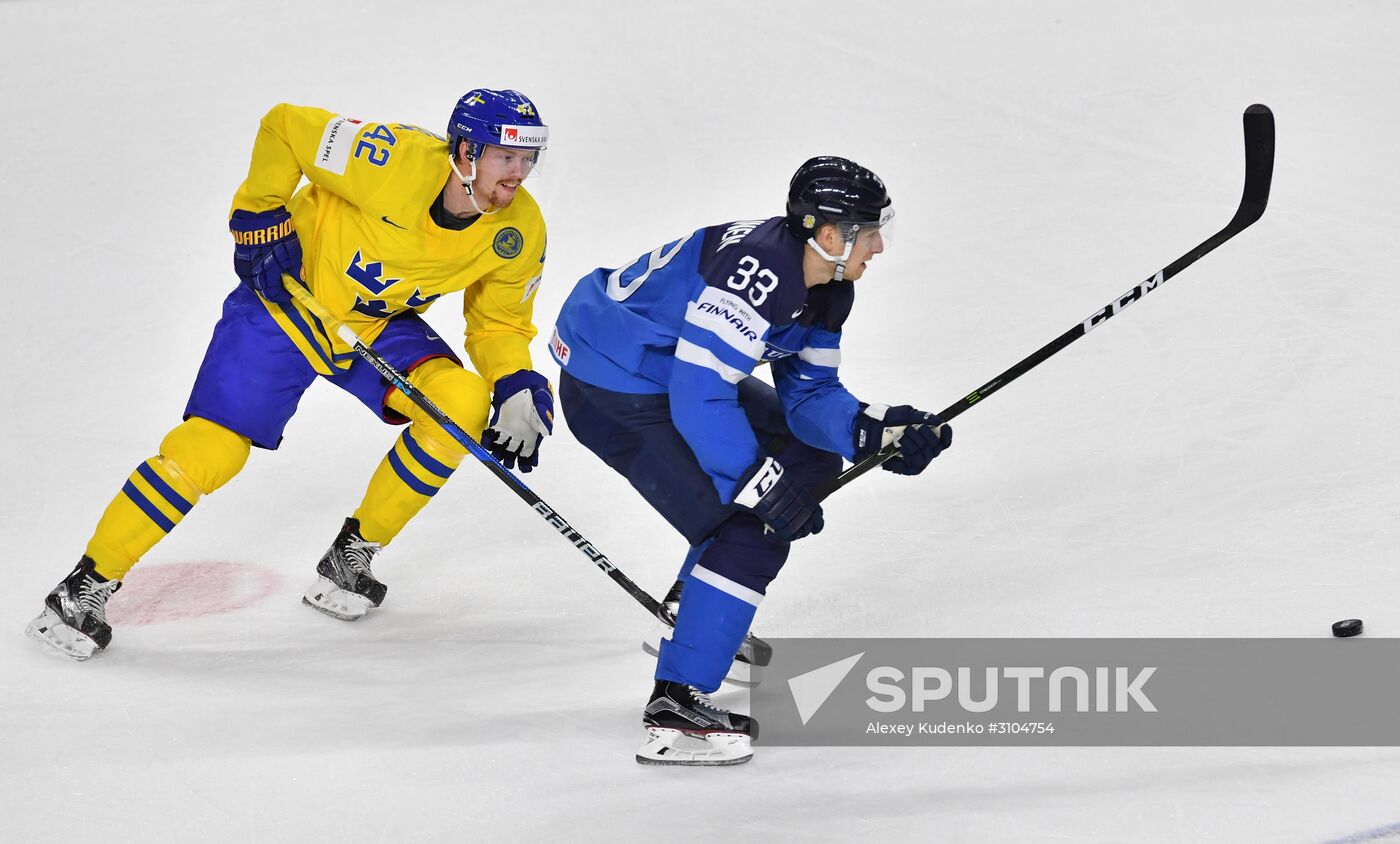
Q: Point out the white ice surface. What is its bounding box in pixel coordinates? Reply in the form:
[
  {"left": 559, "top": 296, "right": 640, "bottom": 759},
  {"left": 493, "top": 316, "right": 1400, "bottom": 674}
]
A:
[{"left": 3, "top": 1, "right": 1400, "bottom": 841}]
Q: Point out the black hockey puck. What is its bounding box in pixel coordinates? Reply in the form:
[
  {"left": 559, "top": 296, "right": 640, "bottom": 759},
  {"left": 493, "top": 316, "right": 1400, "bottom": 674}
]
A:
[{"left": 1331, "top": 618, "right": 1363, "bottom": 638}]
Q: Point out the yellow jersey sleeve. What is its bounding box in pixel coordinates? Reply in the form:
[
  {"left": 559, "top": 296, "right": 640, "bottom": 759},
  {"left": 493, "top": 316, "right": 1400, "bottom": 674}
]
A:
[
  {"left": 229, "top": 103, "right": 427, "bottom": 217},
  {"left": 226, "top": 103, "right": 550, "bottom": 387},
  {"left": 464, "top": 218, "right": 548, "bottom": 387}
]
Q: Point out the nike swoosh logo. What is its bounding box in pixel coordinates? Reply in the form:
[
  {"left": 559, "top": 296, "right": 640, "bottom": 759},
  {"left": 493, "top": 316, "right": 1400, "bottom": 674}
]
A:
[
  {"left": 381, "top": 216, "right": 407, "bottom": 229},
  {"left": 425, "top": 333, "right": 440, "bottom": 340}
]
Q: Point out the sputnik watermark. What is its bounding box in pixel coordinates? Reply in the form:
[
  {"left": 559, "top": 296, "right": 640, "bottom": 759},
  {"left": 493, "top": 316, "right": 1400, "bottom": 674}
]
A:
[
  {"left": 751, "top": 638, "right": 1400, "bottom": 746},
  {"left": 866, "top": 665, "right": 1156, "bottom": 713}
]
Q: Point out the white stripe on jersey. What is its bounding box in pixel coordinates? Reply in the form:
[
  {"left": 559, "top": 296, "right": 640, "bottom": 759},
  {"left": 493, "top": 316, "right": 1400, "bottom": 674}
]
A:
[
  {"left": 692, "top": 564, "right": 765, "bottom": 607},
  {"left": 798, "top": 346, "right": 841, "bottom": 367},
  {"left": 675, "top": 339, "right": 748, "bottom": 384},
  {"left": 684, "top": 287, "right": 771, "bottom": 360}
]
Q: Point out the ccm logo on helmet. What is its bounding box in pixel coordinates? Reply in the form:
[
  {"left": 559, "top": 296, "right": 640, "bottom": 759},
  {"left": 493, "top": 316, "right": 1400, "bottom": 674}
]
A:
[{"left": 501, "top": 125, "right": 548, "bottom": 147}]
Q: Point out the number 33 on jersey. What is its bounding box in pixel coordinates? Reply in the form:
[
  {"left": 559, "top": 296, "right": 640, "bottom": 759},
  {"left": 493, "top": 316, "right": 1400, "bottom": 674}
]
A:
[{"left": 551, "top": 216, "right": 859, "bottom": 503}]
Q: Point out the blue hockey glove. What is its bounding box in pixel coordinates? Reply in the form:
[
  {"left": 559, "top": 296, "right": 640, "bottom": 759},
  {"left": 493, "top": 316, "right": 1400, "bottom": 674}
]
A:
[
  {"left": 882, "top": 421, "right": 952, "bottom": 475},
  {"left": 852, "top": 403, "right": 953, "bottom": 475},
  {"left": 734, "top": 456, "right": 824, "bottom": 542},
  {"left": 482, "top": 370, "right": 554, "bottom": 473},
  {"left": 230, "top": 208, "right": 303, "bottom": 304}
]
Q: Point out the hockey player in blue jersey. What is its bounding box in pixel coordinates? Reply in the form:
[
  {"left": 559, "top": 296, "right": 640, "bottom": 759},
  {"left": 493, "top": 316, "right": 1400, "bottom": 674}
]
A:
[{"left": 550, "top": 157, "right": 954, "bottom": 765}]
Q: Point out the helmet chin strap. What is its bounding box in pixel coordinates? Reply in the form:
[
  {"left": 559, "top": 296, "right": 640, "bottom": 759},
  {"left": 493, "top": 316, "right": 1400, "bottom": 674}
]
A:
[
  {"left": 449, "top": 154, "right": 500, "bottom": 216},
  {"left": 807, "top": 225, "right": 859, "bottom": 282}
]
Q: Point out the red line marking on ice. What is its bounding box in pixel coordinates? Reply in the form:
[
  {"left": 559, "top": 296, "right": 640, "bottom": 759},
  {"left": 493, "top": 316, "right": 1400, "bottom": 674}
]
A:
[{"left": 106, "top": 561, "right": 283, "bottom": 626}]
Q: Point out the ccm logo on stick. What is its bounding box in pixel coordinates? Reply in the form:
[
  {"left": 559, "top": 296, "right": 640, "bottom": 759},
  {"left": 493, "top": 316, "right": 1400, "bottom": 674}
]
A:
[{"left": 1081, "top": 271, "right": 1165, "bottom": 334}]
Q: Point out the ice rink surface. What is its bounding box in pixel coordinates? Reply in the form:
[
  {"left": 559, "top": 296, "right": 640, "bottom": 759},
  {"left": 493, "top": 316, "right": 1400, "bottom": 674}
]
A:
[{"left": 3, "top": 1, "right": 1399, "bottom": 841}]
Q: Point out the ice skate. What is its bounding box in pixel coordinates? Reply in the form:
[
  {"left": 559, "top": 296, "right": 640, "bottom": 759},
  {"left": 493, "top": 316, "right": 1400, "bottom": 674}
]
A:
[
  {"left": 25, "top": 557, "right": 123, "bottom": 661},
  {"left": 643, "top": 580, "right": 773, "bottom": 686},
  {"left": 636, "top": 680, "right": 756, "bottom": 766},
  {"left": 302, "top": 517, "right": 387, "bottom": 621}
]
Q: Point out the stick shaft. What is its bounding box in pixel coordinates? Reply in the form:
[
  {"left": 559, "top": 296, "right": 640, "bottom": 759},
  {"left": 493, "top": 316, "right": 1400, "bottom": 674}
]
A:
[
  {"left": 282, "top": 278, "right": 668, "bottom": 619},
  {"left": 822, "top": 104, "right": 1275, "bottom": 496}
]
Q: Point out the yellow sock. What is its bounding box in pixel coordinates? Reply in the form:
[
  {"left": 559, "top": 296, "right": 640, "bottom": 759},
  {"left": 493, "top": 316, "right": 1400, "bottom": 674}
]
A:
[
  {"left": 353, "top": 358, "right": 488, "bottom": 544},
  {"left": 352, "top": 426, "right": 467, "bottom": 544},
  {"left": 85, "top": 418, "right": 250, "bottom": 580}
]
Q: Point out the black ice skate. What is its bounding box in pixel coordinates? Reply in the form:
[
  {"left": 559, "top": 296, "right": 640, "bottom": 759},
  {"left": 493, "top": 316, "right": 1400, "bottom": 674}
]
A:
[
  {"left": 642, "top": 579, "right": 773, "bottom": 687},
  {"left": 636, "top": 680, "right": 756, "bottom": 766},
  {"left": 25, "top": 557, "right": 123, "bottom": 661},
  {"left": 302, "top": 517, "right": 387, "bottom": 621}
]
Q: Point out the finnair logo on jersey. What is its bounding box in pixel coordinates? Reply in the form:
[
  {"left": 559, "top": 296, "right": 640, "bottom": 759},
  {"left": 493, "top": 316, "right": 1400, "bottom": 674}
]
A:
[
  {"left": 688, "top": 287, "right": 769, "bottom": 358},
  {"left": 695, "top": 301, "right": 760, "bottom": 344},
  {"left": 1081, "top": 271, "right": 1165, "bottom": 334},
  {"left": 316, "top": 116, "right": 363, "bottom": 176},
  {"left": 500, "top": 125, "right": 548, "bottom": 147}
]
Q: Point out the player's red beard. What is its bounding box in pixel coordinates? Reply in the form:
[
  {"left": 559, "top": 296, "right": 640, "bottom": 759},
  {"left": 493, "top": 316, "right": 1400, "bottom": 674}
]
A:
[{"left": 477, "top": 179, "right": 520, "bottom": 209}]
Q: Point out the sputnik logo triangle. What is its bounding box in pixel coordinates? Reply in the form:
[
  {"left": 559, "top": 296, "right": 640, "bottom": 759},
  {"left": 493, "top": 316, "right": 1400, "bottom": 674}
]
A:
[{"left": 788, "top": 651, "right": 864, "bottom": 726}]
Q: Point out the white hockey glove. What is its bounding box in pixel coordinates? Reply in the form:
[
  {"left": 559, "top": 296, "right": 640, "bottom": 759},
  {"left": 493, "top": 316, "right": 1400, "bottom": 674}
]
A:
[{"left": 482, "top": 369, "right": 554, "bottom": 473}]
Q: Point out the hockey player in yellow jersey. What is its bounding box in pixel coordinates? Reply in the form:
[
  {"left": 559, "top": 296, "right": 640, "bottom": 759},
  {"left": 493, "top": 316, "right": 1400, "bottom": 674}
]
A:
[{"left": 26, "top": 89, "right": 555, "bottom": 660}]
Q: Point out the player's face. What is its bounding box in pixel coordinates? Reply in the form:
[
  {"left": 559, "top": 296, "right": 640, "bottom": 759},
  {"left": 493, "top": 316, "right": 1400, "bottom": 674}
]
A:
[
  {"left": 841, "top": 226, "right": 885, "bottom": 281},
  {"left": 472, "top": 145, "right": 538, "bottom": 208}
]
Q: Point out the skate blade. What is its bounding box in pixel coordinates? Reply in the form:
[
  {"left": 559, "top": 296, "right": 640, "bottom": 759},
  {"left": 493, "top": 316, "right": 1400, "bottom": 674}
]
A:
[
  {"left": 740, "top": 632, "right": 773, "bottom": 667},
  {"left": 25, "top": 608, "right": 100, "bottom": 661},
  {"left": 641, "top": 626, "right": 763, "bottom": 688},
  {"left": 722, "top": 658, "right": 760, "bottom": 688},
  {"left": 302, "top": 577, "right": 373, "bottom": 621},
  {"left": 635, "top": 727, "right": 753, "bottom": 767},
  {"left": 641, "top": 622, "right": 669, "bottom": 658}
]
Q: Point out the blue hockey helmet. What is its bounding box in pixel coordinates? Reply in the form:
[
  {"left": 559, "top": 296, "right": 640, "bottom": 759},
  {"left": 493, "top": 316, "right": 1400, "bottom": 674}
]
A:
[
  {"left": 786, "top": 156, "right": 894, "bottom": 280},
  {"left": 448, "top": 88, "right": 548, "bottom": 163}
]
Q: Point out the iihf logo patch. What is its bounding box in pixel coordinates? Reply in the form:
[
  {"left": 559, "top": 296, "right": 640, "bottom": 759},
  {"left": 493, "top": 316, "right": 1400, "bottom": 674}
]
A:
[{"left": 493, "top": 227, "right": 524, "bottom": 259}]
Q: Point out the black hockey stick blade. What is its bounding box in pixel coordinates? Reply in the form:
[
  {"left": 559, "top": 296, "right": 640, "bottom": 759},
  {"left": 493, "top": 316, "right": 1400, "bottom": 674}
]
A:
[
  {"left": 1235, "top": 104, "right": 1275, "bottom": 226},
  {"left": 1170, "top": 103, "right": 1274, "bottom": 274},
  {"left": 821, "top": 104, "right": 1275, "bottom": 498}
]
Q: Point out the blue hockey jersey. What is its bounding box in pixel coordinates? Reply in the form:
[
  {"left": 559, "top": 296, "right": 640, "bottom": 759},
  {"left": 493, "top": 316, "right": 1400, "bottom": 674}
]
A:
[{"left": 550, "top": 216, "right": 861, "bottom": 504}]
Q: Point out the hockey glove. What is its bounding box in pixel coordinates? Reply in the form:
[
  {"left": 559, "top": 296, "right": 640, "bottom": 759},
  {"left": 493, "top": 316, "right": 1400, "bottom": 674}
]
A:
[
  {"left": 735, "top": 456, "right": 824, "bottom": 543},
  {"left": 482, "top": 369, "right": 554, "bottom": 473},
  {"left": 230, "top": 208, "right": 303, "bottom": 304},
  {"left": 852, "top": 403, "right": 953, "bottom": 476}
]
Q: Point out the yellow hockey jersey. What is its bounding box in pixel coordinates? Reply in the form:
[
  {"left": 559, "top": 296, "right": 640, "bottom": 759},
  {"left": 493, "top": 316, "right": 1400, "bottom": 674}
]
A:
[{"left": 229, "top": 103, "right": 546, "bottom": 384}]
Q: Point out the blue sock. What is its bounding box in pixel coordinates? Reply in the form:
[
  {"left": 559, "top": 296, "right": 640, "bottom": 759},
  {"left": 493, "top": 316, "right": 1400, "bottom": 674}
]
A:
[{"left": 656, "top": 575, "right": 757, "bottom": 693}]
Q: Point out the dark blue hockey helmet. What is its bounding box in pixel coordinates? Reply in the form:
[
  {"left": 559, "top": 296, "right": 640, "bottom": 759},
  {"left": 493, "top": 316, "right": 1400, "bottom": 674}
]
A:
[
  {"left": 785, "top": 156, "right": 893, "bottom": 240},
  {"left": 786, "top": 156, "right": 893, "bottom": 281},
  {"left": 448, "top": 88, "right": 548, "bottom": 163}
]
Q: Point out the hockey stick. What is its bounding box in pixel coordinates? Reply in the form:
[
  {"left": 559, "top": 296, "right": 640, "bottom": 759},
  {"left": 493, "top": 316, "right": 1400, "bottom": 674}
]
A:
[
  {"left": 818, "top": 103, "right": 1275, "bottom": 498},
  {"left": 280, "top": 277, "right": 671, "bottom": 622}
]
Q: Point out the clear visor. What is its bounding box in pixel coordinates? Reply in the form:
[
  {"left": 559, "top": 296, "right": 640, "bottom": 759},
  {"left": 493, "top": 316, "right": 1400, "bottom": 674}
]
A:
[
  {"left": 837, "top": 202, "right": 895, "bottom": 247},
  {"left": 474, "top": 143, "right": 547, "bottom": 178}
]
